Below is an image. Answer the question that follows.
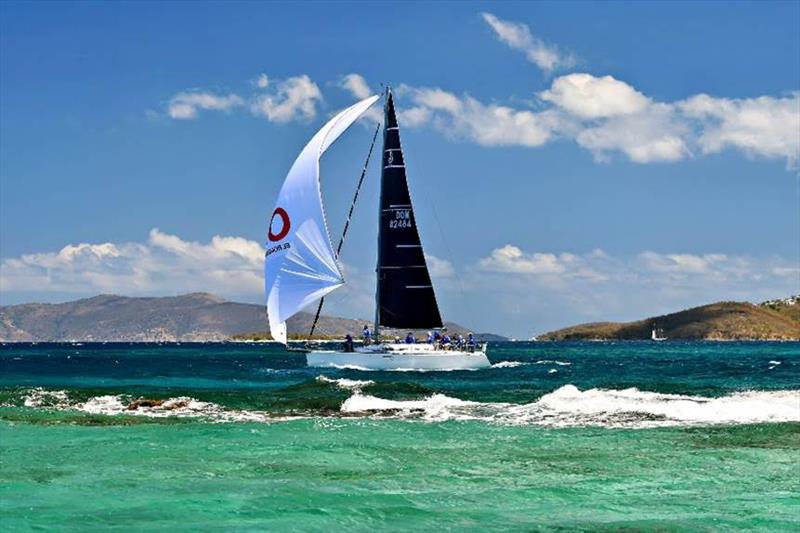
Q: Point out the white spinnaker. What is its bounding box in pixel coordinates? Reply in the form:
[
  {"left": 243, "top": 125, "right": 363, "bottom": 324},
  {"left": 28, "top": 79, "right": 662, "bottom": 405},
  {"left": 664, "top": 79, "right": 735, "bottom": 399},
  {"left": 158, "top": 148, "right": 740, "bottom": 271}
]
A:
[{"left": 265, "top": 95, "right": 380, "bottom": 344}]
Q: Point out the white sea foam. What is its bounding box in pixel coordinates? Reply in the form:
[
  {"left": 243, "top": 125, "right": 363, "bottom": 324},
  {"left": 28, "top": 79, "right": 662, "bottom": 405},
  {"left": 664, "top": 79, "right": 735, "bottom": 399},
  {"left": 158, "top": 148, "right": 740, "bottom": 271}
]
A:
[
  {"left": 316, "top": 375, "right": 375, "bottom": 390},
  {"left": 341, "top": 393, "right": 481, "bottom": 421},
  {"left": 76, "top": 395, "right": 298, "bottom": 423},
  {"left": 326, "top": 364, "right": 373, "bottom": 371},
  {"left": 339, "top": 385, "right": 800, "bottom": 428},
  {"left": 488, "top": 360, "right": 571, "bottom": 369},
  {"left": 491, "top": 361, "right": 528, "bottom": 368},
  {"left": 18, "top": 385, "right": 800, "bottom": 428},
  {"left": 23, "top": 388, "right": 71, "bottom": 409},
  {"left": 20, "top": 389, "right": 299, "bottom": 423}
]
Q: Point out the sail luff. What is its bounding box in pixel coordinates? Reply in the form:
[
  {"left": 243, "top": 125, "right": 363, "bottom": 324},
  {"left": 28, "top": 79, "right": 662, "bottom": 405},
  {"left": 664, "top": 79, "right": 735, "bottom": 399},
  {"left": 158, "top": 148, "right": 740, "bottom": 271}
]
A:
[{"left": 265, "top": 95, "right": 380, "bottom": 344}]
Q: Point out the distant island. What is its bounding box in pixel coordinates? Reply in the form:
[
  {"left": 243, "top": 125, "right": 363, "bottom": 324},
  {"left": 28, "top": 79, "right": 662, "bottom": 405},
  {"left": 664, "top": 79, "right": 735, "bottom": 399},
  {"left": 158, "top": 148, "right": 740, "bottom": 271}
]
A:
[
  {"left": 2, "top": 293, "right": 797, "bottom": 342},
  {"left": 0, "top": 293, "right": 505, "bottom": 342},
  {"left": 539, "top": 296, "right": 800, "bottom": 341}
]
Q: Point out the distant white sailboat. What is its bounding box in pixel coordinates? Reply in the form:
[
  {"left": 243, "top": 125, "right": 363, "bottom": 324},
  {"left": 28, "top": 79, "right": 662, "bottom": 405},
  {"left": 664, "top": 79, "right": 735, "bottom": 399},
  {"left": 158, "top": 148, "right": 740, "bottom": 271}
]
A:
[
  {"left": 264, "top": 89, "right": 490, "bottom": 370},
  {"left": 651, "top": 325, "right": 667, "bottom": 341}
]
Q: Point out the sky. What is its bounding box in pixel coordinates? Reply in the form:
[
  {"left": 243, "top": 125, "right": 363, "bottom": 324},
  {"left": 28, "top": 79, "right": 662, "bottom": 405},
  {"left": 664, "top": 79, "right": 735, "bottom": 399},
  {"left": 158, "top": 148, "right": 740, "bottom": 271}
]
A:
[{"left": 1, "top": 1, "right": 798, "bottom": 337}]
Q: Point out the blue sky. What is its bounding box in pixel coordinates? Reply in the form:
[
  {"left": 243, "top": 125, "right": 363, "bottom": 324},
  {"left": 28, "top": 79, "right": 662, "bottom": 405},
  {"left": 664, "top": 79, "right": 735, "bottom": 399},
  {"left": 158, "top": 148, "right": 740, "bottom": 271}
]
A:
[{"left": 1, "top": 1, "right": 798, "bottom": 337}]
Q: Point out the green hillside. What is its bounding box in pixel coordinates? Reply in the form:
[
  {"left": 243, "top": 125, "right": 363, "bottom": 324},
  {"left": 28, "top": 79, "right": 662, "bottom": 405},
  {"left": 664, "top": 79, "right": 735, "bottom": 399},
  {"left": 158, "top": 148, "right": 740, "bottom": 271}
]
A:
[{"left": 539, "top": 297, "right": 800, "bottom": 341}]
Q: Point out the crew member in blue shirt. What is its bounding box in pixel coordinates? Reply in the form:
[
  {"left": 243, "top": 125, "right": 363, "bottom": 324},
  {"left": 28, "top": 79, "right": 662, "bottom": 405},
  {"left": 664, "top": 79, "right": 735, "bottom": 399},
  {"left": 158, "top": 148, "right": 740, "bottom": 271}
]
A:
[
  {"left": 426, "top": 331, "right": 434, "bottom": 344},
  {"left": 405, "top": 332, "right": 416, "bottom": 344},
  {"left": 467, "top": 333, "right": 476, "bottom": 351},
  {"left": 362, "top": 325, "right": 372, "bottom": 345},
  {"left": 454, "top": 333, "right": 463, "bottom": 349},
  {"left": 441, "top": 333, "right": 451, "bottom": 348}
]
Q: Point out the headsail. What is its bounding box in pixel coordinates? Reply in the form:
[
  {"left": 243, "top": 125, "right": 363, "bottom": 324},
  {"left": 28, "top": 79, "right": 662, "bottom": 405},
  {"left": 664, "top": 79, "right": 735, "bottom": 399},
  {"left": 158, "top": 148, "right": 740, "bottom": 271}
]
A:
[
  {"left": 375, "top": 90, "right": 443, "bottom": 329},
  {"left": 266, "top": 95, "right": 380, "bottom": 344}
]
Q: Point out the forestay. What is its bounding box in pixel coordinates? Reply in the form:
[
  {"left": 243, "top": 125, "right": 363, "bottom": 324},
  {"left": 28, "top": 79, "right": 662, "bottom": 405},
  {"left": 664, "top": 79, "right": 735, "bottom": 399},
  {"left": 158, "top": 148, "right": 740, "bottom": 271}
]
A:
[{"left": 265, "top": 95, "right": 380, "bottom": 344}]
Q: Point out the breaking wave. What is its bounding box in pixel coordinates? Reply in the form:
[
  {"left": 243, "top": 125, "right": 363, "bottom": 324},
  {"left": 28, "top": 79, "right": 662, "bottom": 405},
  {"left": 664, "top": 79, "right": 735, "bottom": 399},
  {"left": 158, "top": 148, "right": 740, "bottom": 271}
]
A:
[
  {"left": 315, "top": 375, "right": 374, "bottom": 391},
  {"left": 491, "top": 361, "right": 527, "bottom": 369},
  {"left": 491, "top": 360, "right": 572, "bottom": 369},
  {"left": 20, "top": 388, "right": 297, "bottom": 423},
  {"left": 14, "top": 385, "right": 800, "bottom": 428},
  {"left": 340, "top": 385, "right": 800, "bottom": 428}
]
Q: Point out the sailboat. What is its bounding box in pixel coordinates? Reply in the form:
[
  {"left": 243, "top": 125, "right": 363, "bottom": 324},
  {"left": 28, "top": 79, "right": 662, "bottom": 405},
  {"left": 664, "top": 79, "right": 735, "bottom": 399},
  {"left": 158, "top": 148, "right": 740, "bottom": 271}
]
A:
[
  {"left": 651, "top": 325, "right": 667, "bottom": 341},
  {"left": 264, "top": 89, "right": 490, "bottom": 370}
]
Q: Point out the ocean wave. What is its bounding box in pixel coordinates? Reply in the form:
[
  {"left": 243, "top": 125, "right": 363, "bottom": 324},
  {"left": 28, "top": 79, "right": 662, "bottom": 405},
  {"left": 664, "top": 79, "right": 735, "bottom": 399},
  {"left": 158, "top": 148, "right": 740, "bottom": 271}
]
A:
[
  {"left": 315, "top": 375, "right": 374, "bottom": 391},
  {"left": 23, "top": 388, "right": 71, "bottom": 409},
  {"left": 20, "top": 388, "right": 298, "bottom": 423},
  {"left": 534, "top": 360, "right": 571, "bottom": 366},
  {"left": 491, "top": 360, "right": 571, "bottom": 369},
  {"left": 340, "top": 385, "right": 800, "bottom": 428},
  {"left": 14, "top": 385, "right": 800, "bottom": 428},
  {"left": 490, "top": 361, "right": 527, "bottom": 368}
]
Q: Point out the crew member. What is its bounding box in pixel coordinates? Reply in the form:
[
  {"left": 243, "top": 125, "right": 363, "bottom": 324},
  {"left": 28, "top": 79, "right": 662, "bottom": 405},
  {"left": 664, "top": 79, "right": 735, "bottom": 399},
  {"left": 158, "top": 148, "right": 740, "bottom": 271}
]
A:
[
  {"left": 454, "top": 333, "right": 463, "bottom": 349},
  {"left": 405, "top": 332, "right": 416, "bottom": 344},
  {"left": 343, "top": 334, "right": 354, "bottom": 352},
  {"left": 441, "top": 333, "right": 451, "bottom": 348},
  {"left": 362, "top": 325, "right": 372, "bottom": 345},
  {"left": 467, "top": 333, "right": 476, "bottom": 352}
]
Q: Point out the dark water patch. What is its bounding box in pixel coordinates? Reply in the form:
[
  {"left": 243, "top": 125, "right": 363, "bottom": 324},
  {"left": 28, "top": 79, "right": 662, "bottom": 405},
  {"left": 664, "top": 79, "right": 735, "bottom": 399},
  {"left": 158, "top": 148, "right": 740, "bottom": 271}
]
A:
[
  {"left": 685, "top": 422, "right": 800, "bottom": 450},
  {"left": 0, "top": 408, "right": 198, "bottom": 427}
]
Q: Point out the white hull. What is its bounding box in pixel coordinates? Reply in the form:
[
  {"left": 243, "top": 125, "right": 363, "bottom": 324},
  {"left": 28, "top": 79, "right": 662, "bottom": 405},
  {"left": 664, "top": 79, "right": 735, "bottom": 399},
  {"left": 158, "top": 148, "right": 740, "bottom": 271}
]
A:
[{"left": 306, "top": 343, "right": 490, "bottom": 370}]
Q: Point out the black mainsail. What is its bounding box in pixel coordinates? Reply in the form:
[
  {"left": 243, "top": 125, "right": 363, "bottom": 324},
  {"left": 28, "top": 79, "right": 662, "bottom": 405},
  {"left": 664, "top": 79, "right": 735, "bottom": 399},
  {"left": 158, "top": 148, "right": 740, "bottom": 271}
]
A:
[{"left": 375, "top": 89, "right": 443, "bottom": 331}]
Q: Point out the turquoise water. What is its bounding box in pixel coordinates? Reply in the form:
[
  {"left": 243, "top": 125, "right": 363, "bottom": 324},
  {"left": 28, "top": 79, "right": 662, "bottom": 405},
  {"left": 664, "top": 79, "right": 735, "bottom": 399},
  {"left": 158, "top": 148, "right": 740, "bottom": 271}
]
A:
[{"left": 1, "top": 341, "right": 799, "bottom": 531}]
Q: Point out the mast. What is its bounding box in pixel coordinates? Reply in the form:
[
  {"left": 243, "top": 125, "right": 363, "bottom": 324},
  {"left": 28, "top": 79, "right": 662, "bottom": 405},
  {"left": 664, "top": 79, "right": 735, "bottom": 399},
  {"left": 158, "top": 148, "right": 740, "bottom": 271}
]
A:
[
  {"left": 373, "top": 87, "right": 443, "bottom": 335},
  {"left": 373, "top": 88, "right": 388, "bottom": 340}
]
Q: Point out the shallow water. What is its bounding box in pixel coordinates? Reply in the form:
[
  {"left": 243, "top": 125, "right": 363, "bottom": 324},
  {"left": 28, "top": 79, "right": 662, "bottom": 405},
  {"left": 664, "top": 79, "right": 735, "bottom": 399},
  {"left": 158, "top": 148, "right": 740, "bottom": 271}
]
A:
[{"left": 1, "top": 341, "right": 799, "bottom": 530}]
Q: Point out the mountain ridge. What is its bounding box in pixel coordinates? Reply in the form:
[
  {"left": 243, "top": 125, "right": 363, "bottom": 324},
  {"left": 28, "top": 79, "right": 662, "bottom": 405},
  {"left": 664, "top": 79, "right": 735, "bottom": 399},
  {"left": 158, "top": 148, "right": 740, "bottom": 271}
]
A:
[{"left": 0, "top": 293, "right": 503, "bottom": 342}]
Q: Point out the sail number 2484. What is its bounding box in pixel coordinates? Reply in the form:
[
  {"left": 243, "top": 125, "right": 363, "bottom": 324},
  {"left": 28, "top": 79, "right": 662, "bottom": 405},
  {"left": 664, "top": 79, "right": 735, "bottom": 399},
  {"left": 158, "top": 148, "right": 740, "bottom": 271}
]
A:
[{"left": 389, "top": 209, "right": 413, "bottom": 229}]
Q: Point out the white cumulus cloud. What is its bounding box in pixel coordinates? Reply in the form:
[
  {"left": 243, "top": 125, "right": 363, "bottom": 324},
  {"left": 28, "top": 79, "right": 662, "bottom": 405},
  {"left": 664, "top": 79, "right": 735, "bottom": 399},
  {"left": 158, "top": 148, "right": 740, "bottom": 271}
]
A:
[
  {"left": 679, "top": 92, "right": 800, "bottom": 167},
  {"left": 251, "top": 74, "right": 323, "bottom": 123},
  {"left": 167, "top": 91, "right": 244, "bottom": 120},
  {"left": 356, "top": 72, "right": 800, "bottom": 167},
  {"left": 425, "top": 254, "right": 455, "bottom": 278},
  {"left": 481, "top": 12, "right": 576, "bottom": 73},
  {"left": 255, "top": 73, "right": 269, "bottom": 88},
  {"left": 0, "top": 229, "right": 265, "bottom": 299},
  {"left": 339, "top": 73, "right": 372, "bottom": 100},
  {"left": 539, "top": 73, "right": 651, "bottom": 119},
  {"left": 338, "top": 73, "right": 382, "bottom": 123},
  {"left": 166, "top": 74, "right": 324, "bottom": 124},
  {"left": 400, "top": 85, "right": 556, "bottom": 147}
]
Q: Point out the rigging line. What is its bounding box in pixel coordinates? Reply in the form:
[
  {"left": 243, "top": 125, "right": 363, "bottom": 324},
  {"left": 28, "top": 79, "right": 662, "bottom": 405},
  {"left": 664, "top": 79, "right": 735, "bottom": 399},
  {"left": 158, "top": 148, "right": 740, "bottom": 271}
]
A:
[{"left": 308, "top": 121, "right": 382, "bottom": 340}]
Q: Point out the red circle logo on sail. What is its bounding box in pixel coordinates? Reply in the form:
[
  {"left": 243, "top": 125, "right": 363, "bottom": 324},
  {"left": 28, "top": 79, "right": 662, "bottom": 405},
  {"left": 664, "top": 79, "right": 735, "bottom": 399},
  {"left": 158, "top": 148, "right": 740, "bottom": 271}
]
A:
[{"left": 268, "top": 207, "right": 291, "bottom": 242}]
